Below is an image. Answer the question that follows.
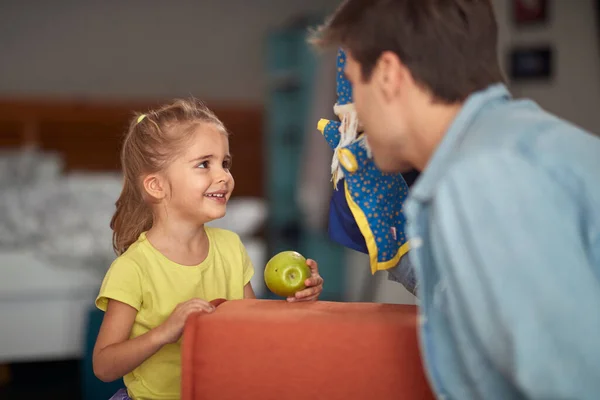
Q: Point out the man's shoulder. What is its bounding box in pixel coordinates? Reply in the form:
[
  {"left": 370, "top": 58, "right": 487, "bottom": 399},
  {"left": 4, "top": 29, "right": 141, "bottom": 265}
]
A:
[
  {"left": 469, "top": 99, "right": 599, "bottom": 154},
  {"left": 456, "top": 101, "right": 600, "bottom": 184}
]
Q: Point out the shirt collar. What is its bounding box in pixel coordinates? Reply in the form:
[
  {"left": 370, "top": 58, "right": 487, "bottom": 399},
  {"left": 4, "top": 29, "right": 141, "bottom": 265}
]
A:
[{"left": 410, "top": 83, "right": 511, "bottom": 202}]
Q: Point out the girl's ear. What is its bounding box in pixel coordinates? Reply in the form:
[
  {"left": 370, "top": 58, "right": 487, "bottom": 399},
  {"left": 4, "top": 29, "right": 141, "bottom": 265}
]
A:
[{"left": 142, "top": 173, "right": 167, "bottom": 201}]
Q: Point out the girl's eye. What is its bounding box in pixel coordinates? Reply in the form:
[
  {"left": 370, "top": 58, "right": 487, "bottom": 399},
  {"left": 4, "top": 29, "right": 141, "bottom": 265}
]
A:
[
  {"left": 196, "top": 161, "right": 209, "bottom": 169},
  {"left": 223, "top": 160, "right": 232, "bottom": 170}
]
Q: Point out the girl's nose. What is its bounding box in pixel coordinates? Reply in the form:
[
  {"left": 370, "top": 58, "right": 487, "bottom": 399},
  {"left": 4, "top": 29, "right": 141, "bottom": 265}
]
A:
[{"left": 215, "top": 167, "right": 231, "bottom": 184}]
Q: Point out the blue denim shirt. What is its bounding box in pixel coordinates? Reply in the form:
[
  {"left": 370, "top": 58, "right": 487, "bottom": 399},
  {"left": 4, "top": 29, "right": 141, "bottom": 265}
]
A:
[{"left": 405, "top": 84, "right": 600, "bottom": 399}]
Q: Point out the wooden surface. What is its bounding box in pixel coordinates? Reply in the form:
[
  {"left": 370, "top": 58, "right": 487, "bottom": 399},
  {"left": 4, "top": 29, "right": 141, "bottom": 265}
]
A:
[{"left": 0, "top": 98, "right": 265, "bottom": 198}]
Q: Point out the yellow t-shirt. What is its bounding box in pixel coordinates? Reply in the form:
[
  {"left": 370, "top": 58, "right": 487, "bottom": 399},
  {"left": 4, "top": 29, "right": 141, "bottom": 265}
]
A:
[{"left": 96, "top": 227, "right": 254, "bottom": 400}]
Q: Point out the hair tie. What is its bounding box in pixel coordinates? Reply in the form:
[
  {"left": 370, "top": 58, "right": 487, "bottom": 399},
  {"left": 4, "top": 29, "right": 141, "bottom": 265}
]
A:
[{"left": 136, "top": 114, "right": 147, "bottom": 125}]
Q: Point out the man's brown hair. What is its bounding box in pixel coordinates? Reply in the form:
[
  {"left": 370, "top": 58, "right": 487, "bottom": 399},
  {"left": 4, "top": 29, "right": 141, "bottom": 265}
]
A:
[{"left": 310, "top": 0, "right": 505, "bottom": 103}]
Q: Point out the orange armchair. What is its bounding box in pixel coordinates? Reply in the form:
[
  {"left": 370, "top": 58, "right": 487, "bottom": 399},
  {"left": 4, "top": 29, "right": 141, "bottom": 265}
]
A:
[{"left": 182, "top": 299, "right": 434, "bottom": 400}]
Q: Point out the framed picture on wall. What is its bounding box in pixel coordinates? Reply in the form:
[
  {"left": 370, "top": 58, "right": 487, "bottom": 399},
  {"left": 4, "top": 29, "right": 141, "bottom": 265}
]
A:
[
  {"left": 513, "top": 0, "right": 548, "bottom": 26},
  {"left": 507, "top": 45, "right": 554, "bottom": 82}
]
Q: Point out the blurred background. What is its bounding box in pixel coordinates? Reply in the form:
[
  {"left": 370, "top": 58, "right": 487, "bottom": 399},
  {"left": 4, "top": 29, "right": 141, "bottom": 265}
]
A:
[{"left": 0, "top": 0, "right": 598, "bottom": 398}]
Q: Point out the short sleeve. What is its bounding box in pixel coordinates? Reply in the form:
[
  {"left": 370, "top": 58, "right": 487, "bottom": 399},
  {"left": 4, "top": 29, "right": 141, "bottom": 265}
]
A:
[
  {"left": 239, "top": 240, "right": 255, "bottom": 285},
  {"left": 96, "top": 256, "right": 144, "bottom": 312},
  {"left": 430, "top": 151, "right": 600, "bottom": 398}
]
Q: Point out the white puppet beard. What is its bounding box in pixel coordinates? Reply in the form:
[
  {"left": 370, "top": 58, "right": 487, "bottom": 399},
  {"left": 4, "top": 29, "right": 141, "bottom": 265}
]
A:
[{"left": 331, "top": 103, "right": 372, "bottom": 186}]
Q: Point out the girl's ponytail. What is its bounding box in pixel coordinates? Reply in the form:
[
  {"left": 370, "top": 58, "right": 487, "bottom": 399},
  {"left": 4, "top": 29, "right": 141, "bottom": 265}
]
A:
[{"left": 110, "top": 175, "right": 152, "bottom": 255}]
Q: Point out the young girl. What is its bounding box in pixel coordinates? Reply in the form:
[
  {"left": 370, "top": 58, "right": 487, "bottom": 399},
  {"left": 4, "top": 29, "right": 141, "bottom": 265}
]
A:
[{"left": 93, "top": 99, "right": 324, "bottom": 400}]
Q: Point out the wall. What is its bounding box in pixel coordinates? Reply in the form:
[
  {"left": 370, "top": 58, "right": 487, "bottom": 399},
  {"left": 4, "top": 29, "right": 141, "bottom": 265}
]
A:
[
  {"left": 493, "top": 0, "right": 600, "bottom": 135},
  {"left": 0, "top": 0, "right": 338, "bottom": 103},
  {"left": 2, "top": 1, "right": 598, "bottom": 128}
]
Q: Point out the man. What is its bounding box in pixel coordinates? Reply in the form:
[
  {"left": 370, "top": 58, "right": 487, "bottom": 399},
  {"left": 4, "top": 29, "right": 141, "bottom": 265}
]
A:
[{"left": 311, "top": 0, "right": 600, "bottom": 399}]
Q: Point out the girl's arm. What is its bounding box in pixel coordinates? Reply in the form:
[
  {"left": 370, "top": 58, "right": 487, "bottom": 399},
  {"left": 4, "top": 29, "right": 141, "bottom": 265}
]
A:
[
  {"left": 244, "top": 283, "right": 256, "bottom": 299},
  {"left": 93, "top": 299, "right": 165, "bottom": 382},
  {"left": 93, "top": 298, "right": 214, "bottom": 382}
]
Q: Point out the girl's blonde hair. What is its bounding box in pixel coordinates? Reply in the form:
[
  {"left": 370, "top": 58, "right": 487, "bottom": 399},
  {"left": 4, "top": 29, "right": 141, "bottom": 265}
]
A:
[{"left": 111, "top": 98, "right": 228, "bottom": 255}]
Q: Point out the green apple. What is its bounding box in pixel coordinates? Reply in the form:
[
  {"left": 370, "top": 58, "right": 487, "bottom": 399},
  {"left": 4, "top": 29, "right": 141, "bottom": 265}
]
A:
[{"left": 264, "top": 251, "right": 311, "bottom": 298}]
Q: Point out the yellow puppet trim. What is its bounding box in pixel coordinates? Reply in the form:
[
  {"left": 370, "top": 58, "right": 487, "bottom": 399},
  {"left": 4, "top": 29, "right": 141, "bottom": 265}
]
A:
[
  {"left": 338, "top": 148, "right": 358, "bottom": 173},
  {"left": 344, "top": 181, "right": 411, "bottom": 274},
  {"left": 317, "top": 118, "right": 329, "bottom": 134}
]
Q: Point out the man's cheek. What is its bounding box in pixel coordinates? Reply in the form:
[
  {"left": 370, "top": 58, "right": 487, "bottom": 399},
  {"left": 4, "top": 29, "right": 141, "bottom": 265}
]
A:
[
  {"left": 366, "top": 132, "right": 387, "bottom": 160},
  {"left": 352, "top": 91, "right": 364, "bottom": 116},
  {"left": 365, "top": 134, "right": 378, "bottom": 154},
  {"left": 355, "top": 105, "right": 368, "bottom": 132}
]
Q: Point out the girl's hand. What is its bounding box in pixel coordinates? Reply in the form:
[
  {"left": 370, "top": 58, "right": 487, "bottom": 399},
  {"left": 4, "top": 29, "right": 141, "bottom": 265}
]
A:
[
  {"left": 287, "top": 259, "right": 324, "bottom": 302},
  {"left": 157, "top": 298, "right": 215, "bottom": 344}
]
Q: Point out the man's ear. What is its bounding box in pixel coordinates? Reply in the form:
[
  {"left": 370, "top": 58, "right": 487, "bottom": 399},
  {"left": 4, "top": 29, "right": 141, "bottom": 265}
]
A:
[
  {"left": 142, "top": 173, "right": 166, "bottom": 201},
  {"left": 374, "top": 51, "right": 406, "bottom": 101}
]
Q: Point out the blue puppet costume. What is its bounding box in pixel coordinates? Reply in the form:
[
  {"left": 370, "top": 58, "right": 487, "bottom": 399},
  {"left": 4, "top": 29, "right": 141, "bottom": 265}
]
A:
[{"left": 317, "top": 49, "right": 416, "bottom": 293}]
